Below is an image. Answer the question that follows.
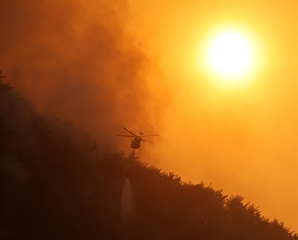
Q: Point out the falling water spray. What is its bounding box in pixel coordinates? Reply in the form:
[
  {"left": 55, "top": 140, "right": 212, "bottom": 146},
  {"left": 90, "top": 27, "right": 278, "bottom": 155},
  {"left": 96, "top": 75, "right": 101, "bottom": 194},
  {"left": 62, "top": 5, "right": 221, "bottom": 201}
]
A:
[
  {"left": 120, "top": 152, "right": 137, "bottom": 238},
  {"left": 121, "top": 177, "right": 136, "bottom": 238}
]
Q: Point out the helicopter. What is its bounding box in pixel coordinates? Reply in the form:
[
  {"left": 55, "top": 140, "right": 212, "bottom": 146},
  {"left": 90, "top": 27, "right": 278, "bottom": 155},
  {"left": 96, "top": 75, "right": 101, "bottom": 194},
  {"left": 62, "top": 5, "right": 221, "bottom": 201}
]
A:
[{"left": 117, "top": 127, "right": 159, "bottom": 150}]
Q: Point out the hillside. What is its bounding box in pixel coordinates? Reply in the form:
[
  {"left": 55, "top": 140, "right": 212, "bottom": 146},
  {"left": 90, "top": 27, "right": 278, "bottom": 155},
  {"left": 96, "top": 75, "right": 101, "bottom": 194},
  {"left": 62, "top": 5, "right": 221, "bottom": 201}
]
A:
[{"left": 1, "top": 75, "right": 297, "bottom": 239}]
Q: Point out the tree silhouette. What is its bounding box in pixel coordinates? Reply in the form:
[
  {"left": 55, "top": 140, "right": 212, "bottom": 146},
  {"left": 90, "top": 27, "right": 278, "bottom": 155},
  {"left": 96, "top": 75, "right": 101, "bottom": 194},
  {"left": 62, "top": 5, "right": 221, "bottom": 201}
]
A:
[
  {"left": 1, "top": 78, "right": 297, "bottom": 239},
  {"left": 0, "top": 70, "right": 6, "bottom": 78}
]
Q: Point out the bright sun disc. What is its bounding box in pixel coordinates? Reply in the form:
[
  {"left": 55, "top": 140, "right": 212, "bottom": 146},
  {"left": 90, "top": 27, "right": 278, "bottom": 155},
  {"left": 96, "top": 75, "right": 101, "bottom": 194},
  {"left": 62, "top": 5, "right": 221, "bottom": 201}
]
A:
[
  {"left": 208, "top": 32, "right": 252, "bottom": 76},
  {"left": 197, "top": 26, "right": 264, "bottom": 90}
]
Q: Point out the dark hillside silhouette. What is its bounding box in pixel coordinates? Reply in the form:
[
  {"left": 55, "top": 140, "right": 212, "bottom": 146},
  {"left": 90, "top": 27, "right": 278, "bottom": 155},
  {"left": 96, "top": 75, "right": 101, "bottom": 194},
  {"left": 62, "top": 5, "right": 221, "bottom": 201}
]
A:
[{"left": 1, "top": 75, "right": 297, "bottom": 239}]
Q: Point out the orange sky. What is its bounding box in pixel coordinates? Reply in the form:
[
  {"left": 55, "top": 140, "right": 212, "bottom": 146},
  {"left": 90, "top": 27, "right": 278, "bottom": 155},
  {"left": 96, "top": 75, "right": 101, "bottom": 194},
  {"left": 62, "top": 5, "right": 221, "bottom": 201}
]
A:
[
  {"left": 0, "top": 0, "right": 297, "bottom": 233},
  {"left": 128, "top": 2, "right": 297, "bottom": 233}
]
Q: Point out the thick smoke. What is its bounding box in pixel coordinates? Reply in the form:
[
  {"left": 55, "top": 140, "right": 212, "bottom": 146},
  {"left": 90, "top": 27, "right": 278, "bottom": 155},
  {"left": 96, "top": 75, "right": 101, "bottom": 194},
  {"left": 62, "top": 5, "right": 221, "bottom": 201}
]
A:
[
  {"left": 1, "top": 1, "right": 297, "bottom": 233},
  {"left": 0, "top": 1, "right": 166, "bottom": 148}
]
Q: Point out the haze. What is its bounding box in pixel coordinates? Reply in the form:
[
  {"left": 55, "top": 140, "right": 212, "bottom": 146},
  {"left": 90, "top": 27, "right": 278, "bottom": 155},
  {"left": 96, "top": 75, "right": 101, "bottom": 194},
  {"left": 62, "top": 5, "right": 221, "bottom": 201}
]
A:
[{"left": 0, "top": 1, "right": 296, "bottom": 233}]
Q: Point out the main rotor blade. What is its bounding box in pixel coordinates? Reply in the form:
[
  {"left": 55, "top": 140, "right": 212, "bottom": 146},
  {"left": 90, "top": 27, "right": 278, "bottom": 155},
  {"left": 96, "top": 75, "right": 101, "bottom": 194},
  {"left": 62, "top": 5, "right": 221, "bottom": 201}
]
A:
[
  {"left": 142, "top": 134, "right": 159, "bottom": 137},
  {"left": 122, "top": 127, "right": 137, "bottom": 136},
  {"left": 142, "top": 139, "right": 153, "bottom": 143},
  {"left": 117, "top": 134, "right": 134, "bottom": 138}
]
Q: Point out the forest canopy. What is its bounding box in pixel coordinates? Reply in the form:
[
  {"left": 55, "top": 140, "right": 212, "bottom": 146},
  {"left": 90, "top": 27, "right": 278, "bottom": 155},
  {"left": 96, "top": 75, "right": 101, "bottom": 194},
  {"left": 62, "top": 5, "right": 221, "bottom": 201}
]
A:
[{"left": 0, "top": 74, "right": 297, "bottom": 239}]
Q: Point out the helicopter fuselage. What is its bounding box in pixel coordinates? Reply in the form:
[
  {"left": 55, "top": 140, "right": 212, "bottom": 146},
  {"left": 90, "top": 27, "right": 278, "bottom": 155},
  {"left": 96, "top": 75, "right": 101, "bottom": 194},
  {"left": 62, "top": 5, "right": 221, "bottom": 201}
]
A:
[{"left": 131, "top": 137, "right": 142, "bottom": 149}]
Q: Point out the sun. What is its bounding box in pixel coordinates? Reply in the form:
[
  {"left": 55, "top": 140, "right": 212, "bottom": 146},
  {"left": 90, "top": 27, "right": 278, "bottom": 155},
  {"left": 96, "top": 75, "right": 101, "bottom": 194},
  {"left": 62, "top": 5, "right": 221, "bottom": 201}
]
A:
[
  {"left": 196, "top": 26, "right": 264, "bottom": 90},
  {"left": 208, "top": 32, "right": 251, "bottom": 76}
]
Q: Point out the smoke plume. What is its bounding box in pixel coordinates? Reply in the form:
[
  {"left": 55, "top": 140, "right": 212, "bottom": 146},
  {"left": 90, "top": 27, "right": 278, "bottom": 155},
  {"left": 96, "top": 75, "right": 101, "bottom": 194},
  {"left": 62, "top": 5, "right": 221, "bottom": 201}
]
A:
[{"left": 0, "top": 1, "right": 167, "bottom": 148}]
